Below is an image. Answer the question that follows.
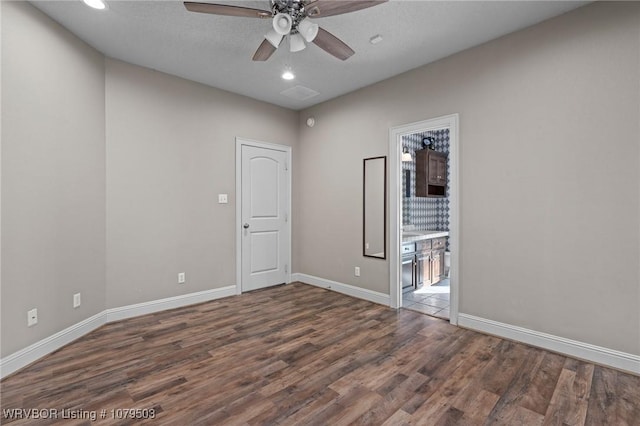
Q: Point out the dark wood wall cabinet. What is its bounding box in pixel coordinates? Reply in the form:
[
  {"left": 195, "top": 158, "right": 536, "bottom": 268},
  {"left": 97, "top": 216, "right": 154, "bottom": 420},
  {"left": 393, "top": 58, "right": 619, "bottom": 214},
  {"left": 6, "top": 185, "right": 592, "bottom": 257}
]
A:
[{"left": 415, "top": 149, "right": 447, "bottom": 197}]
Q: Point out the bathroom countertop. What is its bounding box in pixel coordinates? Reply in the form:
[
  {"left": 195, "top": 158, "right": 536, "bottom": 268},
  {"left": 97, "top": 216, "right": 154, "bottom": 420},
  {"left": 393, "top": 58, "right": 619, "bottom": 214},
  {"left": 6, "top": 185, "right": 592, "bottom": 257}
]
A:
[{"left": 402, "top": 230, "right": 449, "bottom": 243}]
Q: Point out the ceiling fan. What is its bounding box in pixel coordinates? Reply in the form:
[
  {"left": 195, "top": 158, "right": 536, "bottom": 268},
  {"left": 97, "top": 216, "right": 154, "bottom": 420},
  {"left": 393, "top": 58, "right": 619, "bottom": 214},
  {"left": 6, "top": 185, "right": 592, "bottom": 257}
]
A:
[{"left": 184, "top": 0, "right": 387, "bottom": 61}]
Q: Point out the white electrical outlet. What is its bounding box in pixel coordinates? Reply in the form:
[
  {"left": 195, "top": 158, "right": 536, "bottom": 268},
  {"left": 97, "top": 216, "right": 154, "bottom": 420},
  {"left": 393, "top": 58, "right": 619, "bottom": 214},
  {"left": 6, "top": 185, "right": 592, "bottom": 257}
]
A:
[
  {"left": 178, "top": 272, "right": 186, "bottom": 284},
  {"left": 218, "top": 194, "right": 228, "bottom": 204},
  {"left": 27, "top": 308, "right": 38, "bottom": 327},
  {"left": 73, "top": 293, "right": 81, "bottom": 308},
  {"left": 355, "top": 267, "right": 360, "bottom": 277}
]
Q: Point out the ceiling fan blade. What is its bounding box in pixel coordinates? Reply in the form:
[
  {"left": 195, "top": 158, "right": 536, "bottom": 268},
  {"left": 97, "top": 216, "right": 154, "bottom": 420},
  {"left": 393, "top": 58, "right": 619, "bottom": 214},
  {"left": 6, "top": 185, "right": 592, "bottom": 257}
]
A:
[
  {"left": 305, "top": 0, "right": 387, "bottom": 18},
  {"left": 184, "top": 2, "right": 272, "bottom": 18},
  {"left": 312, "top": 27, "right": 354, "bottom": 61},
  {"left": 252, "top": 39, "right": 277, "bottom": 61}
]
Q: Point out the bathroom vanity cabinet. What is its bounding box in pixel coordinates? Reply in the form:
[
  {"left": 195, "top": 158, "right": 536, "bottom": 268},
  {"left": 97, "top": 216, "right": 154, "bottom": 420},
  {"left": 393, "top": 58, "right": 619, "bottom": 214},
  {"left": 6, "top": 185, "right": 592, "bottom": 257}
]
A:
[
  {"left": 401, "top": 236, "right": 447, "bottom": 292},
  {"left": 431, "top": 237, "right": 446, "bottom": 282},
  {"left": 431, "top": 248, "right": 444, "bottom": 282},
  {"left": 415, "top": 241, "right": 432, "bottom": 288},
  {"left": 402, "top": 245, "right": 417, "bottom": 293},
  {"left": 415, "top": 149, "right": 447, "bottom": 197}
]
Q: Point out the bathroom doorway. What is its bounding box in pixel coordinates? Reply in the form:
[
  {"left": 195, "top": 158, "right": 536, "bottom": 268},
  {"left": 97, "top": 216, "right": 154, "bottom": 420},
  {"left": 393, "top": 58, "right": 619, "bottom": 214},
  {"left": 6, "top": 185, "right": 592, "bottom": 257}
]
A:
[{"left": 388, "top": 115, "right": 459, "bottom": 325}]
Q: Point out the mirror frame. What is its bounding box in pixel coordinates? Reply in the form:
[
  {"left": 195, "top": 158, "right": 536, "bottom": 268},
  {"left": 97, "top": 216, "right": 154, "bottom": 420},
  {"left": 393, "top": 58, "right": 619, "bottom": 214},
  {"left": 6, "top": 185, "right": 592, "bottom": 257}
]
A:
[{"left": 363, "top": 156, "right": 387, "bottom": 259}]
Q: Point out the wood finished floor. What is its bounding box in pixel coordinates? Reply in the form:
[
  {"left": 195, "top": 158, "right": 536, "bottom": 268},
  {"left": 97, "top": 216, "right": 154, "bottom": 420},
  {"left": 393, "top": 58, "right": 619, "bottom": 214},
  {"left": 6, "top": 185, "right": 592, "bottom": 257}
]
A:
[{"left": 1, "top": 282, "right": 638, "bottom": 425}]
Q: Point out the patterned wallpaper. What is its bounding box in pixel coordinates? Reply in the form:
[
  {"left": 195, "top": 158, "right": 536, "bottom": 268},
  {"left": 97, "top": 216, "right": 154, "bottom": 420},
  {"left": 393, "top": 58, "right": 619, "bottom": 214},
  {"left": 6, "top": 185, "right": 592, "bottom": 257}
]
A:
[{"left": 402, "top": 129, "right": 450, "bottom": 231}]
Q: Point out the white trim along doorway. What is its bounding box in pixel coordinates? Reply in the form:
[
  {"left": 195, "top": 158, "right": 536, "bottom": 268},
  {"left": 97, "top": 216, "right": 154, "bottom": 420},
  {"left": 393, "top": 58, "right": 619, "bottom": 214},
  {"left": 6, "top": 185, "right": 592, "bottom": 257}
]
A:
[
  {"left": 235, "top": 137, "right": 292, "bottom": 295},
  {"left": 388, "top": 114, "right": 460, "bottom": 325}
]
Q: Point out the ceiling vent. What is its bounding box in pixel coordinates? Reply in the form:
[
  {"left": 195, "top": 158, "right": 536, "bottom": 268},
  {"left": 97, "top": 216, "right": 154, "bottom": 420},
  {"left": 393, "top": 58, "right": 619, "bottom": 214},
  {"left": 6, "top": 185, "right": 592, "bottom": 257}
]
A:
[{"left": 280, "top": 85, "right": 319, "bottom": 101}]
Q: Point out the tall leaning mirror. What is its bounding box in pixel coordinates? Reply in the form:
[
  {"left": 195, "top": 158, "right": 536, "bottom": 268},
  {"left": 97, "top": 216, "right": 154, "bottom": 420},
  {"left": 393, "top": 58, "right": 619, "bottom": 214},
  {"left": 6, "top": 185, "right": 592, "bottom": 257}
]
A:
[{"left": 363, "top": 156, "right": 387, "bottom": 259}]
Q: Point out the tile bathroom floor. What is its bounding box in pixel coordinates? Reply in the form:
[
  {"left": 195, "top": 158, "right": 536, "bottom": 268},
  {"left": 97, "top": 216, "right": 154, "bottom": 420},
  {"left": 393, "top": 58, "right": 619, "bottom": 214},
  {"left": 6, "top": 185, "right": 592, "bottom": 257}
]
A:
[{"left": 402, "top": 278, "right": 450, "bottom": 320}]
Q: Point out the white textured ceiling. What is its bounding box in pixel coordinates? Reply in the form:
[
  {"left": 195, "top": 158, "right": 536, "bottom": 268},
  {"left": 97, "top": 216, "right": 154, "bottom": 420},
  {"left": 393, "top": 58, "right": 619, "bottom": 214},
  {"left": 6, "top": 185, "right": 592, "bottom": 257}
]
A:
[{"left": 31, "top": 0, "right": 589, "bottom": 110}]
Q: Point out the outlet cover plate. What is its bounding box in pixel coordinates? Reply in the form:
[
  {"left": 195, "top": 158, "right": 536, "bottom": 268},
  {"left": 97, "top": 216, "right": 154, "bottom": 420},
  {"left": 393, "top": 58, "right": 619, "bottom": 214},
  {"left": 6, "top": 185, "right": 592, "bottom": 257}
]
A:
[
  {"left": 27, "top": 308, "right": 38, "bottom": 327},
  {"left": 73, "top": 293, "right": 81, "bottom": 308}
]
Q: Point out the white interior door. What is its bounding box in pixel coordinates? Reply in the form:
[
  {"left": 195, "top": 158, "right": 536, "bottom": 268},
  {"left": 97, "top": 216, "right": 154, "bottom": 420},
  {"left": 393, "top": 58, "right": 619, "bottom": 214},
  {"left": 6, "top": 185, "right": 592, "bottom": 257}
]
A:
[{"left": 240, "top": 143, "right": 289, "bottom": 292}]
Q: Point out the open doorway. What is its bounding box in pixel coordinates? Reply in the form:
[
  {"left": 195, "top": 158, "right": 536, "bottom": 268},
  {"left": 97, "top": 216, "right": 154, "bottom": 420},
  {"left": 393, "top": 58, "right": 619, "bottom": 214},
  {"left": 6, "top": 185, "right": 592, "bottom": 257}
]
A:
[
  {"left": 389, "top": 115, "right": 459, "bottom": 325},
  {"left": 401, "top": 129, "right": 451, "bottom": 319}
]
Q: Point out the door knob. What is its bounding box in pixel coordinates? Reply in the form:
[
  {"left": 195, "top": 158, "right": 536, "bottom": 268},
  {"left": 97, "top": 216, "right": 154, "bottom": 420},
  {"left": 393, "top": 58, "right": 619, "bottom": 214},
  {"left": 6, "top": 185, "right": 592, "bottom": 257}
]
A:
[{"left": 243, "top": 223, "right": 250, "bottom": 229}]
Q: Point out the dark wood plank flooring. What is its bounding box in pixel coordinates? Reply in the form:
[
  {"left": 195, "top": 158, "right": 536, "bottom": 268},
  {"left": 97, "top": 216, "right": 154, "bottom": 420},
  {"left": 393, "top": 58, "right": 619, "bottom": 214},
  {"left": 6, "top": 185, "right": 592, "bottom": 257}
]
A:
[{"left": 1, "top": 282, "right": 638, "bottom": 425}]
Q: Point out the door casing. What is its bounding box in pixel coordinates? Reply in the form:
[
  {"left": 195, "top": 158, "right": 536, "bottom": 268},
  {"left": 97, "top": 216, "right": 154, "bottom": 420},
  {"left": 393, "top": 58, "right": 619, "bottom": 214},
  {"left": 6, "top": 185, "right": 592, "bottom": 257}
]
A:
[{"left": 235, "top": 137, "right": 292, "bottom": 295}]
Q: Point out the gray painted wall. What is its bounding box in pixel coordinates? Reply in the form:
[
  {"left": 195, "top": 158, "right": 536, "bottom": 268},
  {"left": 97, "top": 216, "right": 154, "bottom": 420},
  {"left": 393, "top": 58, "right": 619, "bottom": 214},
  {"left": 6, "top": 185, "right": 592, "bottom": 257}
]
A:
[
  {"left": 1, "top": 2, "right": 106, "bottom": 356},
  {"left": 297, "top": 2, "right": 640, "bottom": 355},
  {"left": 105, "top": 59, "right": 298, "bottom": 308}
]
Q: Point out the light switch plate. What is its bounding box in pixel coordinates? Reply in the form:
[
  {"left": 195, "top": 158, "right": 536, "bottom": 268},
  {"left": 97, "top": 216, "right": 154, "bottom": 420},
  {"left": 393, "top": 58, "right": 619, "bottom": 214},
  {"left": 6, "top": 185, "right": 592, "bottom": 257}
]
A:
[{"left": 218, "top": 194, "right": 228, "bottom": 204}]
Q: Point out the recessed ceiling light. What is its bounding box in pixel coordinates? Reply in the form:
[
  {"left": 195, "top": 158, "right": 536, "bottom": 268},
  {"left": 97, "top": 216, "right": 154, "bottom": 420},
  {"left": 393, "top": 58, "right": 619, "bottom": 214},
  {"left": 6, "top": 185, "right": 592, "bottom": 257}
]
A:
[
  {"left": 83, "top": 0, "right": 107, "bottom": 10},
  {"left": 369, "top": 34, "right": 383, "bottom": 45},
  {"left": 282, "top": 70, "right": 295, "bottom": 80}
]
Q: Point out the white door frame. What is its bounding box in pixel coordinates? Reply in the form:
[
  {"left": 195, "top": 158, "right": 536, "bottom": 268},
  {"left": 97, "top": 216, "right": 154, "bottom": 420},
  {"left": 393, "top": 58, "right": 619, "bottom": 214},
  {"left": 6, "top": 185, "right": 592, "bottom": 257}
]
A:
[
  {"left": 235, "top": 137, "right": 292, "bottom": 295},
  {"left": 388, "top": 114, "right": 460, "bottom": 325}
]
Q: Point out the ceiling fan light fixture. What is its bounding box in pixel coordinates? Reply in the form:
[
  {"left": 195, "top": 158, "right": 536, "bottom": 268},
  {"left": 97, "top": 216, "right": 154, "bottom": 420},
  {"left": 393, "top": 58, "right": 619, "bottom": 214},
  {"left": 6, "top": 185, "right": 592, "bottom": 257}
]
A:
[
  {"left": 272, "top": 13, "right": 292, "bottom": 35},
  {"left": 182, "top": 0, "right": 388, "bottom": 62},
  {"left": 297, "top": 18, "right": 319, "bottom": 42},
  {"left": 265, "top": 30, "right": 283, "bottom": 48},
  {"left": 289, "top": 33, "right": 306, "bottom": 52},
  {"left": 83, "top": 0, "right": 107, "bottom": 10}
]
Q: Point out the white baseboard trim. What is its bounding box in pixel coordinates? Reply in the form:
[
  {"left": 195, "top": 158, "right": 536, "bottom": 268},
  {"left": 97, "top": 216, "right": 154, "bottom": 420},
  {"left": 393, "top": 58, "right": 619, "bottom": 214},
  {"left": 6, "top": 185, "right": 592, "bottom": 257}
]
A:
[
  {"left": 105, "top": 286, "right": 236, "bottom": 323},
  {"left": 0, "top": 286, "right": 236, "bottom": 379},
  {"left": 292, "top": 273, "right": 390, "bottom": 307},
  {"left": 0, "top": 312, "right": 106, "bottom": 379},
  {"left": 458, "top": 313, "right": 640, "bottom": 375}
]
